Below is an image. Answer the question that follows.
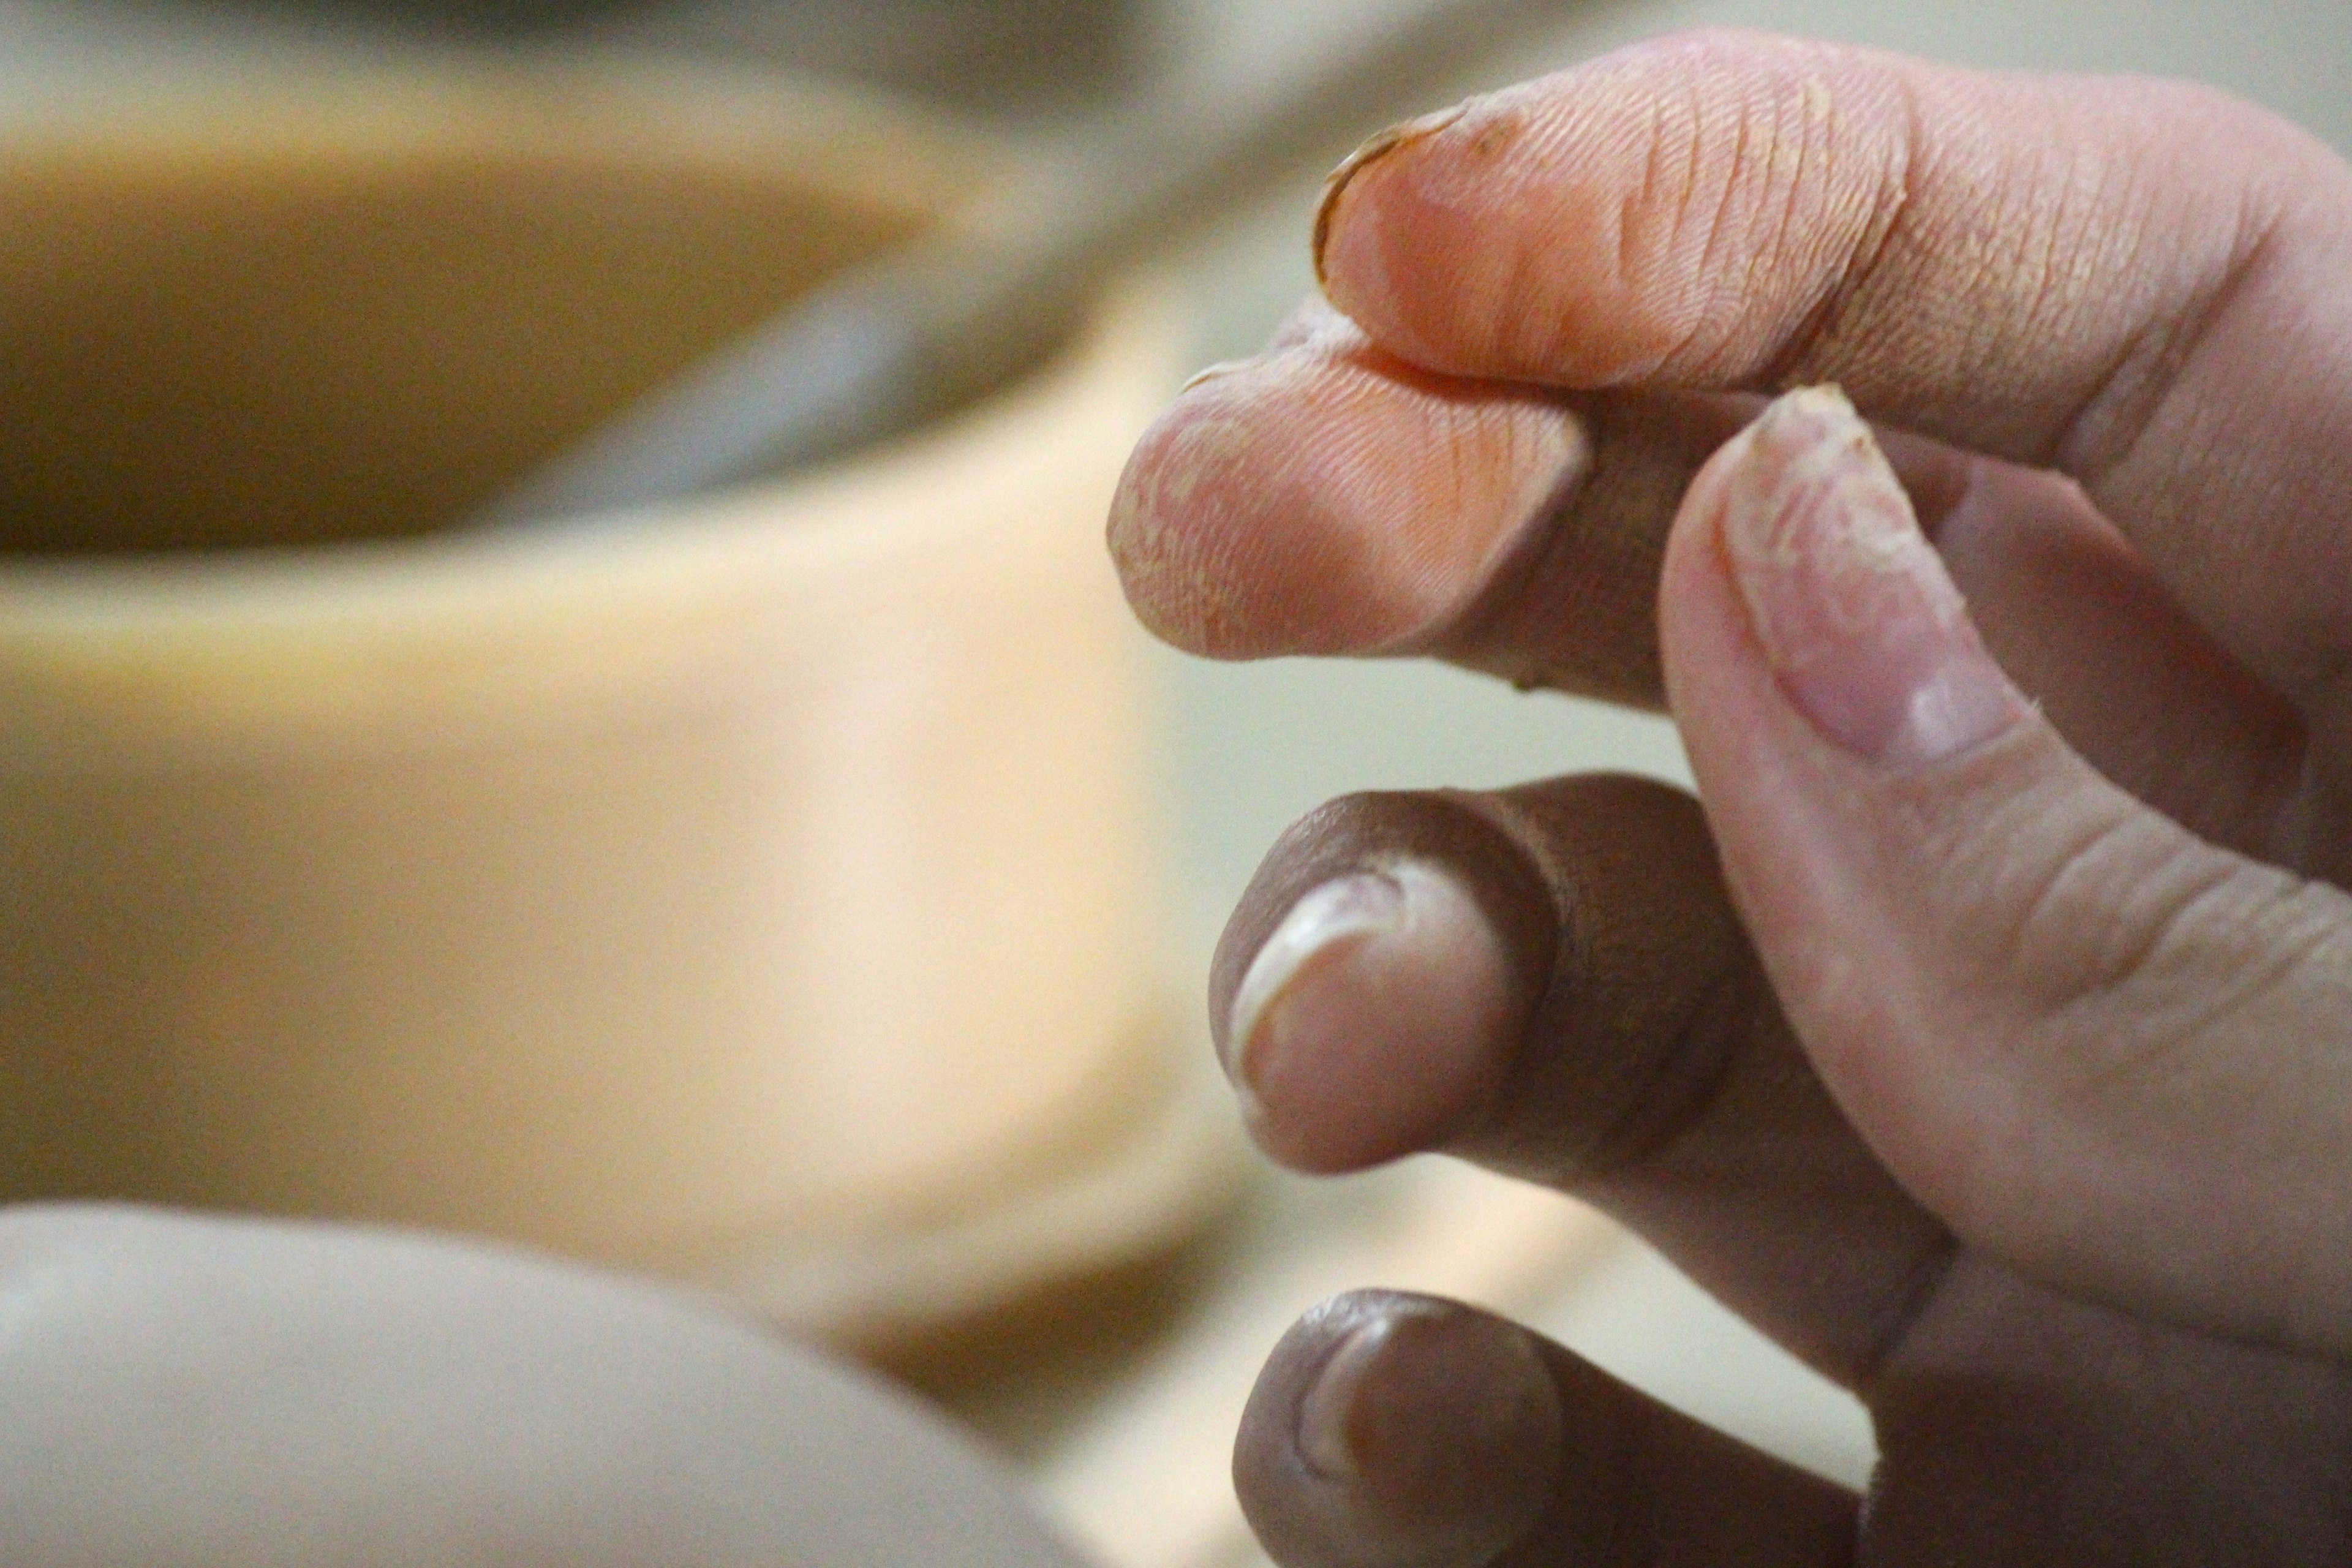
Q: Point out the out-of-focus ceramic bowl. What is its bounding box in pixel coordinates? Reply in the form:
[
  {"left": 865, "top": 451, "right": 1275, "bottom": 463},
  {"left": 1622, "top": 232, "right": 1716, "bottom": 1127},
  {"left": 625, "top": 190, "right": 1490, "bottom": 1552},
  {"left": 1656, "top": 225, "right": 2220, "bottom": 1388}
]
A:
[
  {"left": 0, "top": 1203, "right": 1100, "bottom": 1566},
  {"left": 0, "top": 66, "right": 1236, "bottom": 1349}
]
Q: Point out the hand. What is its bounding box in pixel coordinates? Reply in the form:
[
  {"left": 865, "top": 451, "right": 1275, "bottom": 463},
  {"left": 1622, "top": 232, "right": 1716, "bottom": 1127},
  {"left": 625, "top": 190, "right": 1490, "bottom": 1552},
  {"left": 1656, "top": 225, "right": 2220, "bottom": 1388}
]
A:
[{"left": 1109, "top": 30, "right": 2352, "bottom": 1564}]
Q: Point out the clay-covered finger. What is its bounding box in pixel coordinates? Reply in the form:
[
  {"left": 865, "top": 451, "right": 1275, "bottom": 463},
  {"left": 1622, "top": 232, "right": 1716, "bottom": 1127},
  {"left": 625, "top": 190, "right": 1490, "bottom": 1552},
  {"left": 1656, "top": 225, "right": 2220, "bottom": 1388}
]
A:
[
  {"left": 1234, "top": 1289, "right": 1856, "bottom": 1568},
  {"left": 1211, "top": 777, "right": 1953, "bottom": 1384},
  {"left": 1110, "top": 300, "right": 1735, "bottom": 706},
  {"left": 1314, "top": 29, "right": 2352, "bottom": 709},
  {"left": 1112, "top": 303, "right": 2305, "bottom": 856}
]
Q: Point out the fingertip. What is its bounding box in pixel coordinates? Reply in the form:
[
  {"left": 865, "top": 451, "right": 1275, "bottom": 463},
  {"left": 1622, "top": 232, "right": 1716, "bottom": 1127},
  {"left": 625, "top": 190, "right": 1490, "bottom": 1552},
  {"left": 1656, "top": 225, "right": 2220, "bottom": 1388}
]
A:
[
  {"left": 1312, "top": 86, "right": 1532, "bottom": 374},
  {"left": 1106, "top": 382, "right": 1259, "bottom": 654},
  {"left": 1109, "top": 358, "right": 1351, "bottom": 657},
  {"left": 1222, "top": 858, "right": 1519, "bottom": 1172},
  {"left": 1313, "top": 29, "right": 1912, "bottom": 388},
  {"left": 1238, "top": 1292, "right": 1564, "bottom": 1568},
  {"left": 1312, "top": 100, "right": 1472, "bottom": 292},
  {"left": 1107, "top": 337, "right": 1587, "bottom": 662},
  {"left": 1209, "top": 793, "right": 1558, "bottom": 1174}
]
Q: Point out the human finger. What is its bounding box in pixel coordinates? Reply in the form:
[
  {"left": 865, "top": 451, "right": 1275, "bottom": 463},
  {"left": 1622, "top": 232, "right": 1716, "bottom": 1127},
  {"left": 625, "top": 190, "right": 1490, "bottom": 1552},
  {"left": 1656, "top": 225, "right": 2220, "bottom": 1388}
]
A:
[
  {"left": 1316, "top": 29, "right": 2352, "bottom": 709},
  {"left": 1210, "top": 776, "right": 1953, "bottom": 1385},
  {"left": 1111, "top": 303, "right": 2304, "bottom": 856},
  {"left": 1110, "top": 298, "right": 1683, "bottom": 707},
  {"left": 1657, "top": 385, "right": 2352, "bottom": 1357},
  {"left": 1861, "top": 1253, "right": 2352, "bottom": 1564},
  {"left": 1234, "top": 1289, "right": 1856, "bottom": 1568}
]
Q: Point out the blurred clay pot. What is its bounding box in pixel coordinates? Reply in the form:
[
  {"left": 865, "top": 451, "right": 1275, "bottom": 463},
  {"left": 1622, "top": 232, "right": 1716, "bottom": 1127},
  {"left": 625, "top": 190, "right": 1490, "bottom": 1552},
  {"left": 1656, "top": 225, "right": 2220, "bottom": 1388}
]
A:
[{"left": 0, "top": 67, "right": 1231, "bottom": 1349}]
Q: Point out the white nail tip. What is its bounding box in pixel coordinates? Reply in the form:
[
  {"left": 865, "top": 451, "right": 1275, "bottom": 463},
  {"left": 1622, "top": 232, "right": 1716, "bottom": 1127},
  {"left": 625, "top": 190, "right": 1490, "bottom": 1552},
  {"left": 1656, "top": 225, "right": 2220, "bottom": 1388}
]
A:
[
  {"left": 1180, "top": 360, "right": 1251, "bottom": 393},
  {"left": 1297, "top": 1316, "right": 1393, "bottom": 1480},
  {"left": 1227, "top": 871, "right": 1404, "bottom": 1079}
]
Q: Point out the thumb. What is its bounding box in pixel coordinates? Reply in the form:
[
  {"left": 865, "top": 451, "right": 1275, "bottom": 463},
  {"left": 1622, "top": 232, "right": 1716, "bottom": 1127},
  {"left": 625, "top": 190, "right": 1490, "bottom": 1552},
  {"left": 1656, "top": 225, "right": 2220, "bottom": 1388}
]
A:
[{"left": 1659, "top": 387, "right": 2352, "bottom": 1359}]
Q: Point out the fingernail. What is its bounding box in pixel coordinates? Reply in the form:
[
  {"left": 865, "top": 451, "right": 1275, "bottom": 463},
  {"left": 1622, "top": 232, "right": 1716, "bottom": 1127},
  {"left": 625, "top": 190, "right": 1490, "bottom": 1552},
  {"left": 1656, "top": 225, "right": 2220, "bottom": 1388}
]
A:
[
  {"left": 1313, "top": 101, "right": 1469, "bottom": 287},
  {"left": 1294, "top": 1298, "right": 1562, "bottom": 1540},
  {"left": 1297, "top": 1313, "right": 1395, "bottom": 1480},
  {"left": 1180, "top": 359, "right": 1251, "bottom": 394},
  {"left": 1225, "top": 861, "right": 1515, "bottom": 1166},
  {"left": 1714, "top": 386, "right": 2025, "bottom": 766}
]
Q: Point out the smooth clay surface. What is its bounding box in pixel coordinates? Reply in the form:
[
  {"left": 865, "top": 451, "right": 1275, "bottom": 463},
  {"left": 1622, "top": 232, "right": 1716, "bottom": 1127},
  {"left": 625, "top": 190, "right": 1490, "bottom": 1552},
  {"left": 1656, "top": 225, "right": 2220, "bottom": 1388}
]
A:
[{"left": 0, "top": 1203, "right": 1096, "bottom": 1567}]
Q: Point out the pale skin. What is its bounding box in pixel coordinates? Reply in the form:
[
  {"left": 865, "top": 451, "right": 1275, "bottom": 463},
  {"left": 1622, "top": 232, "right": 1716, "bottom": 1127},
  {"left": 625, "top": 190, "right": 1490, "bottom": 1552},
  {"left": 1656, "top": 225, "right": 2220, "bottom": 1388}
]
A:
[{"left": 1109, "top": 28, "right": 2352, "bottom": 1567}]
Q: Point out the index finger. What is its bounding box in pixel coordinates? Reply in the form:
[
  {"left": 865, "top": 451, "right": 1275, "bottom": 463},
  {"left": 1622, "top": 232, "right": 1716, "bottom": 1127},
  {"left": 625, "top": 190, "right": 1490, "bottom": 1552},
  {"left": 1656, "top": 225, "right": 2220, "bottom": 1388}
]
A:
[{"left": 1316, "top": 29, "right": 2352, "bottom": 706}]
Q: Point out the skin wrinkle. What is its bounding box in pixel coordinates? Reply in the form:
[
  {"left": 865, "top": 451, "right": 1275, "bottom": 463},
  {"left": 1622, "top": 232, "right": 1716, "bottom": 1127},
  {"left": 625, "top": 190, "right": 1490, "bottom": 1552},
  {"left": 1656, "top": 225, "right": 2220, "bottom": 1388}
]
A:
[
  {"left": 1876, "top": 761, "right": 2352, "bottom": 1272},
  {"left": 1756, "top": 71, "right": 1916, "bottom": 394},
  {"left": 1996, "top": 806, "right": 2221, "bottom": 1020},
  {"left": 1874, "top": 748, "right": 2140, "bottom": 1008},
  {"left": 1806, "top": 76, "right": 2203, "bottom": 456},
  {"left": 2069, "top": 216, "right": 2345, "bottom": 710},
  {"left": 1646, "top": 75, "right": 1732, "bottom": 381},
  {"left": 2054, "top": 130, "right": 2289, "bottom": 485},
  {"left": 2119, "top": 875, "right": 2352, "bottom": 1070},
  {"left": 1549, "top": 958, "right": 1751, "bottom": 1185},
  {"left": 1805, "top": 117, "right": 2046, "bottom": 431},
  {"left": 2064, "top": 885, "right": 2340, "bottom": 1117},
  {"left": 1739, "top": 70, "right": 1856, "bottom": 375},
  {"left": 1681, "top": 75, "right": 1763, "bottom": 378},
  {"left": 1849, "top": 1226, "right": 1965, "bottom": 1399},
  {"left": 1736, "top": 84, "right": 1814, "bottom": 366},
  {"left": 1343, "top": 38, "right": 1921, "bottom": 391},
  {"left": 1630, "top": 89, "right": 1667, "bottom": 270},
  {"left": 1645, "top": 39, "right": 1904, "bottom": 386}
]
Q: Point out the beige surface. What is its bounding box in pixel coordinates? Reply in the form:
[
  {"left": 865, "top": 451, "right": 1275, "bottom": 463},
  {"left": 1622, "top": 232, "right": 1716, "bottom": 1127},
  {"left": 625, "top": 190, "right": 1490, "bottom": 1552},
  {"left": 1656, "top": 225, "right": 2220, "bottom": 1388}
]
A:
[
  {"left": 0, "top": 1204, "right": 1096, "bottom": 1567},
  {"left": 0, "top": 71, "right": 1234, "bottom": 1337}
]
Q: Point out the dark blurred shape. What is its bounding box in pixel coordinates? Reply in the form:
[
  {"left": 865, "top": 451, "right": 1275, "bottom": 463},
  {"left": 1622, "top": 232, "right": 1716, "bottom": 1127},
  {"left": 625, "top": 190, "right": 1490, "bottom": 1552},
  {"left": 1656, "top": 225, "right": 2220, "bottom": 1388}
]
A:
[
  {"left": 206, "top": 0, "right": 644, "bottom": 34},
  {"left": 630, "top": 0, "right": 1153, "bottom": 113},
  {"left": 163, "top": 0, "right": 1153, "bottom": 111},
  {"left": 0, "top": 83, "right": 937, "bottom": 554}
]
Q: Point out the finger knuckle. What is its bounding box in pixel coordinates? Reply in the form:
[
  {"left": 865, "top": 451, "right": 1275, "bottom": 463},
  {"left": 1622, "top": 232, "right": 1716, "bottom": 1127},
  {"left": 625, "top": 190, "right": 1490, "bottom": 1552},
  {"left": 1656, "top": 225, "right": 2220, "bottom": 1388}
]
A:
[{"left": 1972, "top": 788, "right": 2344, "bottom": 1074}]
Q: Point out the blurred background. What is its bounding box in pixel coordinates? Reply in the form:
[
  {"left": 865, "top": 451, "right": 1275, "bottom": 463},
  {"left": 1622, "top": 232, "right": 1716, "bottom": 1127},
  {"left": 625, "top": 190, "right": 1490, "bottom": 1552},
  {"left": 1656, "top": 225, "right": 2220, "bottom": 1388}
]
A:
[{"left": 2, "top": 0, "right": 2350, "bottom": 1565}]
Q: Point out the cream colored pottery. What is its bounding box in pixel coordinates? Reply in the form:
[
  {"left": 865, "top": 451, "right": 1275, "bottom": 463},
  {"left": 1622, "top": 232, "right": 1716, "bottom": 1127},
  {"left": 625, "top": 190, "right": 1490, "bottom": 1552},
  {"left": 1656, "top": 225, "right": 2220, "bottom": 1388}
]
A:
[
  {"left": 0, "top": 68, "right": 1234, "bottom": 1344},
  {"left": 0, "top": 1203, "right": 1098, "bottom": 1566}
]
